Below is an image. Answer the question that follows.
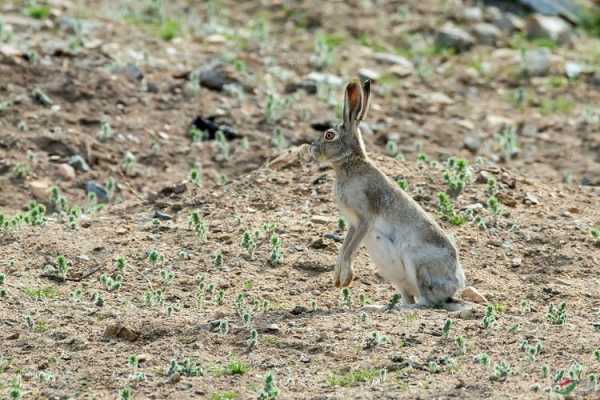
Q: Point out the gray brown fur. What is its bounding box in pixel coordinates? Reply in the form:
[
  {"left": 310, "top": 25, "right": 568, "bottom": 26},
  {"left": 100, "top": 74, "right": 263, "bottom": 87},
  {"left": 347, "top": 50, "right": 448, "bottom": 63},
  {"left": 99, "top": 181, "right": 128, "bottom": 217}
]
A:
[{"left": 310, "top": 80, "right": 466, "bottom": 309}]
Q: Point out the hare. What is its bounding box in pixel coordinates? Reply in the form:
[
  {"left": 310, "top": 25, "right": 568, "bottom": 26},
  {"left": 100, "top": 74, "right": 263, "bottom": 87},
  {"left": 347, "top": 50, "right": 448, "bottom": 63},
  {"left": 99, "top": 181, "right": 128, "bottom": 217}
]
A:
[{"left": 310, "top": 80, "right": 466, "bottom": 310}]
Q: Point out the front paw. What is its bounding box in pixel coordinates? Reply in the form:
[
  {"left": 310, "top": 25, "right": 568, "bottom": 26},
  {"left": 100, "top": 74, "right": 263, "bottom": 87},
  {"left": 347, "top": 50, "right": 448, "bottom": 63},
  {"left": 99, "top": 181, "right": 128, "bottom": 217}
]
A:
[{"left": 334, "top": 259, "right": 354, "bottom": 288}]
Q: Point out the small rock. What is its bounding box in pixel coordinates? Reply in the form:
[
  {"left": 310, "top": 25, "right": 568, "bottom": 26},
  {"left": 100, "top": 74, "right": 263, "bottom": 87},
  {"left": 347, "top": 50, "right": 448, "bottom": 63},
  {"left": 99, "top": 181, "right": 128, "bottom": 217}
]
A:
[
  {"left": 427, "top": 92, "right": 453, "bottom": 105},
  {"left": 153, "top": 210, "right": 172, "bottom": 221},
  {"left": 323, "top": 232, "right": 343, "bottom": 243},
  {"left": 511, "top": 257, "right": 522, "bottom": 267},
  {"left": 85, "top": 181, "right": 109, "bottom": 203},
  {"left": 300, "top": 354, "right": 311, "bottom": 363},
  {"left": 305, "top": 72, "right": 344, "bottom": 87},
  {"left": 309, "top": 238, "right": 327, "bottom": 249},
  {"left": 462, "top": 7, "right": 483, "bottom": 22},
  {"left": 526, "top": 14, "right": 571, "bottom": 45},
  {"left": 565, "top": 62, "right": 582, "bottom": 80},
  {"left": 29, "top": 179, "right": 52, "bottom": 201},
  {"left": 358, "top": 68, "right": 380, "bottom": 81},
  {"left": 372, "top": 53, "right": 413, "bottom": 68},
  {"left": 524, "top": 192, "right": 540, "bottom": 205},
  {"left": 56, "top": 163, "right": 75, "bottom": 180},
  {"left": 523, "top": 48, "right": 552, "bottom": 77},
  {"left": 463, "top": 135, "right": 482, "bottom": 153},
  {"left": 111, "top": 63, "right": 144, "bottom": 81},
  {"left": 460, "top": 286, "right": 487, "bottom": 304},
  {"left": 472, "top": 23, "right": 501, "bottom": 46},
  {"left": 435, "top": 23, "right": 475, "bottom": 52},
  {"left": 68, "top": 155, "right": 90, "bottom": 172},
  {"left": 194, "top": 60, "right": 238, "bottom": 92},
  {"left": 449, "top": 307, "right": 477, "bottom": 320},
  {"left": 264, "top": 324, "right": 280, "bottom": 334},
  {"left": 103, "top": 324, "right": 140, "bottom": 342},
  {"left": 388, "top": 64, "right": 414, "bottom": 77},
  {"left": 310, "top": 215, "right": 333, "bottom": 225},
  {"left": 158, "top": 182, "right": 187, "bottom": 197},
  {"left": 290, "top": 305, "right": 309, "bottom": 315}
]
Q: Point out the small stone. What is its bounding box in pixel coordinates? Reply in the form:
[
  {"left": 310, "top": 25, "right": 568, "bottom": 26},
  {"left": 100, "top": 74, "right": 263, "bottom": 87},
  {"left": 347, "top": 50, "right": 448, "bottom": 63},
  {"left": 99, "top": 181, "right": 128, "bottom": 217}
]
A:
[
  {"left": 305, "top": 72, "right": 344, "bottom": 87},
  {"left": 463, "top": 135, "right": 482, "bottom": 153},
  {"left": 427, "top": 92, "right": 453, "bottom": 105},
  {"left": 460, "top": 286, "right": 487, "bottom": 304},
  {"left": 526, "top": 14, "right": 571, "bottom": 45},
  {"left": 388, "top": 64, "right": 414, "bottom": 77},
  {"left": 85, "top": 181, "right": 109, "bottom": 203},
  {"left": 471, "top": 23, "right": 501, "bottom": 46},
  {"left": 56, "top": 163, "right": 75, "bottom": 180},
  {"left": 264, "top": 324, "right": 280, "bottom": 334},
  {"left": 524, "top": 192, "right": 540, "bottom": 205},
  {"left": 103, "top": 324, "right": 140, "bottom": 342},
  {"left": 29, "top": 179, "right": 52, "bottom": 201},
  {"left": 462, "top": 7, "right": 483, "bottom": 22},
  {"left": 309, "top": 238, "right": 327, "bottom": 249},
  {"left": 300, "top": 354, "right": 311, "bottom": 363},
  {"left": 69, "top": 155, "right": 90, "bottom": 172},
  {"left": 358, "top": 68, "right": 380, "bottom": 81},
  {"left": 435, "top": 23, "right": 475, "bottom": 53},
  {"left": 111, "top": 63, "right": 144, "bottom": 81},
  {"left": 310, "top": 215, "right": 333, "bottom": 225},
  {"left": 449, "top": 307, "right": 477, "bottom": 320},
  {"left": 523, "top": 48, "right": 552, "bottom": 77},
  {"left": 511, "top": 257, "right": 522, "bottom": 267},
  {"left": 565, "top": 62, "right": 582, "bottom": 80},
  {"left": 153, "top": 210, "right": 172, "bottom": 221},
  {"left": 372, "top": 53, "right": 414, "bottom": 68}
]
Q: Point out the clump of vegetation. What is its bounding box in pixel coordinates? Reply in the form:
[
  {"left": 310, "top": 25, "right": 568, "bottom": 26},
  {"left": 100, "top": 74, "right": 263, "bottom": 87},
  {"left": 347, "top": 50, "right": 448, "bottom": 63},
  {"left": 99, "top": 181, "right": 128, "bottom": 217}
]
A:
[
  {"left": 340, "top": 287, "right": 352, "bottom": 309},
  {"left": 189, "top": 211, "right": 209, "bottom": 242},
  {"left": 547, "top": 302, "right": 567, "bottom": 325},
  {"left": 269, "top": 233, "right": 283, "bottom": 265},
  {"left": 364, "top": 331, "right": 389, "bottom": 349},
  {"left": 443, "top": 157, "right": 473, "bottom": 197},
  {"left": 159, "top": 19, "right": 181, "bottom": 41},
  {"left": 327, "top": 368, "right": 383, "bottom": 387},
  {"left": 591, "top": 228, "right": 600, "bottom": 247},
  {"left": 442, "top": 319, "right": 453, "bottom": 338},
  {"left": 494, "top": 126, "right": 519, "bottom": 162},
  {"left": 482, "top": 304, "right": 497, "bottom": 329},
  {"left": 437, "top": 192, "right": 466, "bottom": 226},
  {"left": 167, "top": 358, "right": 203, "bottom": 377},
  {"left": 257, "top": 371, "right": 279, "bottom": 400},
  {"left": 25, "top": 1, "right": 50, "bottom": 19},
  {"left": 241, "top": 231, "right": 256, "bottom": 259},
  {"left": 0, "top": 272, "right": 6, "bottom": 298}
]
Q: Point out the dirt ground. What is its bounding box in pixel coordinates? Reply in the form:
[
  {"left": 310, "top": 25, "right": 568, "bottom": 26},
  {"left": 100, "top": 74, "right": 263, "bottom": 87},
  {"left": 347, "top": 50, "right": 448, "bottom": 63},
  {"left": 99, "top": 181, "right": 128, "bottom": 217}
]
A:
[{"left": 1, "top": 0, "right": 600, "bottom": 399}]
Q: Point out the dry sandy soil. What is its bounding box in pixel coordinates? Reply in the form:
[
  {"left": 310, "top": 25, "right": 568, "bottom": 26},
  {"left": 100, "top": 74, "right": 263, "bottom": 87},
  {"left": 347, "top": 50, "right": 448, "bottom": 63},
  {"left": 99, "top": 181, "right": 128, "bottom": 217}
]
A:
[{"left": 1, "top": 0, "right": 600, "bottom": 399}]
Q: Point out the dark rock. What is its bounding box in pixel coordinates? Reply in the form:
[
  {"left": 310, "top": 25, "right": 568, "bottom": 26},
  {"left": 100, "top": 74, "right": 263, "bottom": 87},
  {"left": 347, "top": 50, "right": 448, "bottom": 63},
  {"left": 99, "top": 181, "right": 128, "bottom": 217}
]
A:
[
  {"left": 111, "top": 63, "right": 144, "bottom": 81},
  {"left": 472, "top": 23, "right": 501, "bottom": 46},
  {"left": 85, "top": 181, "right": 109, "bottom": 202},
  {"left": 103, "top": 323, "right": 140, "bottom": 342},
  {"left": 463, "top": 135, "right": 482, "bottom": 153},
  {"left": 526, "top": 14, "right": 572, "bottom": 45},
  {"left": 435, "top": 23, "right": 475, "bottom": 52},
  {"left": 153, "top": 210, "right": 172, "bottom": 221},
  {"left": 158, "top": 182, "right": 187, "bottom": 197},
  {"left": 190, "top": 115, "right": 238, "bottom": 141},
  {"left": 69, "top": 155, "right": 91, "bottom": 172},
  {"left": 290, "top": 305, "right": 309, "bottom": 315},
  {"left": 523, "top": 48, "right": 552, "bottom": 77}
]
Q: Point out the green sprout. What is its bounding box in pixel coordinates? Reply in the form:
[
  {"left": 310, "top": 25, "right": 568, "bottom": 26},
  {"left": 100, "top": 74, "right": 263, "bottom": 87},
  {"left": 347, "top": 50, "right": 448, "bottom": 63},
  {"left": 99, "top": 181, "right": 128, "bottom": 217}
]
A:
[
  {"left": 241, "top": 231, "right": 256, "bottom": 258},
  {"left": 547, "top": 302, "right": 567, "bottom": 325},
  {"left": 442, "top": 319, "right": 453, "bottom": 338},
  {"left": 385, "top": 293, "right": 401, "bottom": 312},
  {"left": 474, "top": 353, "right": 491, "bottom": 366},
  {"left": 269, "top": 233, "right": 283, "bottom": 265},
  {"left": 340, "top": 287, "right": 352, "bottom": 309},
  {"left": 167, "top": 358, "right": 203, "bottom": 377},
  {"left": 212, "top": 250, "right": 224, "bottom": 269},
  {"left": 482, "top": 304, "right": 497, "bottom": 329},
  {"left": 257, "top": 371, "right": 279, "bottom": 400},
  {"left": 437, "top": 192, "right": 466, "bottom": 226},
  {"left": 443, "top": 157, "right": 473, "bottom": 197},
  {"left": 189, "top": 211, "right": 208, "bottom": 242},
  {"left": 364, "top": 331, "right": 389, "bottom": 349}
]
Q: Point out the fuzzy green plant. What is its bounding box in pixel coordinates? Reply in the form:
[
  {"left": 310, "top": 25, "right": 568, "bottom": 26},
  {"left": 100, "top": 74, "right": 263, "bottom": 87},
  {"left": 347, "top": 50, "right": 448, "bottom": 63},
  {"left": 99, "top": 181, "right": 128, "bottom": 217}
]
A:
[
  {"left": 257, "top": 371, "right": 279, "bottom": 400},
  {"left": 340, "top": 287, "right": 352, "bottom": 309},
  {"left": 547, "top": 302, "right": 567, "bottom": 325},
  {"left": 364, "top": 331, "right": 389, "bottom": 349},
  {"left": 167, "top": 358, "right": 203, "bottom": 377},
  {"left": 190, "top": 166, "right": 203, "bottom": 187},
  {"left": 442, "top": 319, "right": 453, "bottom": 338},
  {"left": 443, "top": 157, "right": 473, "bottom": 197},
  {"left": 437, "top": 192, "right": 466, "bottom": 226},
  {"left": 241, "top": 231, "right": 256, "bottom": 258},
  {"left": 384, "top": 293, "right": 401, "bottom": 312},
  {"left": 189, "top": 211, "right": 208, "bottom": 242},
  {"left": 269, "top": 233, "right": 283, "bottom": 265},
  {"left": 482, "top": 304, "right": 497, "bottom": 329},
  {"left": 474, "top": 353, "right": 491, "bottom": 366},
  {"left": 591, "top": 228, "right": 600, "bottom": 247}
]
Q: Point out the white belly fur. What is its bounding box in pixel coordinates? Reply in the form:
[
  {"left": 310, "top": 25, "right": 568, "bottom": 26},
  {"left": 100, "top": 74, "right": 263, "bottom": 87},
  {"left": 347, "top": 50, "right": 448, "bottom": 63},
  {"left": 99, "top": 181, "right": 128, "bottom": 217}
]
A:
[{"left": 363, "top": 217, "right": 418, "bottom": 296}]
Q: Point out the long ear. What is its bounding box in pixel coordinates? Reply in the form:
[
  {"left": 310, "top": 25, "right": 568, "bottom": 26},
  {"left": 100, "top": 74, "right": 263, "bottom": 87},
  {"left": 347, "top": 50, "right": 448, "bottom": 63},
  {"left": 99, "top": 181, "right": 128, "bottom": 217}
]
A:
[
  {"left": 343, "top": 81, "right": 363, "bottom": 128},
  {"left": 357, "top": 80, "right": 371, "bottom": 121}
]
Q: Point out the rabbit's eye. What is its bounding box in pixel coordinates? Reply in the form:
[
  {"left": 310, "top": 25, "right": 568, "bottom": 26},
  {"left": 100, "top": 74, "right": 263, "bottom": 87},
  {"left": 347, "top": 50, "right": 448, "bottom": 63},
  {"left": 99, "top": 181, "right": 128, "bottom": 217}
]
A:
[{"left": 324, "top": 130, "right": 336, "bottom": 141}]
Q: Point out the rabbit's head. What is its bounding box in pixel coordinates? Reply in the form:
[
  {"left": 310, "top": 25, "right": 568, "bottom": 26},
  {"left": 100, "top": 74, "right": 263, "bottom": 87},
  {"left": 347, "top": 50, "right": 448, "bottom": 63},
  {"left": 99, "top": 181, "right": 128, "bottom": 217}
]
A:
[{"left": 311, "top": 80, "right": 371, "bottom": 164}]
